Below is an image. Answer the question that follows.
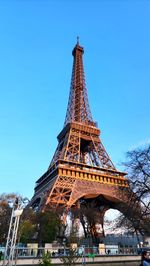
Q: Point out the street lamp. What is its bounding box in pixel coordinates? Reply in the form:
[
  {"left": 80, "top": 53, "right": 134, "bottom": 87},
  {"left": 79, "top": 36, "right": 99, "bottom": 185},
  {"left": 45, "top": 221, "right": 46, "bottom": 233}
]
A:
[
  {"left": 81, "top": 246, "right": 86, "bottom": 266},
  {"left": 3, "top": 197, "right": 29, "bottom": 266}
]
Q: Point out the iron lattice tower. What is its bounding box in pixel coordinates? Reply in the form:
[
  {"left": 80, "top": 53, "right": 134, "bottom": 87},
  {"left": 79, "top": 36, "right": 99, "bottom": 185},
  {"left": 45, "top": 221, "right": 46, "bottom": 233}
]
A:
[{"left": 30, "top": 40, "right": 129, "bottom": 236}]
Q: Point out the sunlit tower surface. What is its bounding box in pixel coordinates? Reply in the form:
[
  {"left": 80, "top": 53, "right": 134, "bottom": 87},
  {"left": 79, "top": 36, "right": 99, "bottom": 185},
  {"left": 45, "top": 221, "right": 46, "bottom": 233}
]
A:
[{"left": 30, "top": 40, "right": 129, "bottom": 238}]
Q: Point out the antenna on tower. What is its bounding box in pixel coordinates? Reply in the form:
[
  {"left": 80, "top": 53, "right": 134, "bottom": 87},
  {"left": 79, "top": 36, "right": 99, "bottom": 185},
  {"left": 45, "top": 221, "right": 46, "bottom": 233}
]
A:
[{"left": 77, "top": 36, "right": 79, "bottom": 45}]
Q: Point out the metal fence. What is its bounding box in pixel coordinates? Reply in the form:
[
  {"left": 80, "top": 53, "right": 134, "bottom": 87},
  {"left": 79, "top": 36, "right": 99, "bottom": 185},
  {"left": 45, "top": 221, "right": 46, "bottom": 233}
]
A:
[{"left": 0, "top": 245, "right": 140, "bottom": 260}]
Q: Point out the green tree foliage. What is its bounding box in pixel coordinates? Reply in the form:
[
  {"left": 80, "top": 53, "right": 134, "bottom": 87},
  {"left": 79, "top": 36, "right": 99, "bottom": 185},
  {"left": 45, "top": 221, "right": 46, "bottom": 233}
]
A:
[
  {"left": 60, "top": 248, "right": 79, "bottom": 266},
  {"left": 0, "top": 194, "right": 62, "bottom": 246},
  {"left": 19, "top": 207, "right": 62, "bottom": 245},
  {"left": 19, "top": 206, "right": 37, "bottom": 243},
  {"left": 36, "top": 210, "right": 61, "bottom": 245},
  {"left": 39, "top": 252, "right": 52, "bottom": 266},
  {"left": 19, "top": 219, "right": 36, "bottom": 244}
]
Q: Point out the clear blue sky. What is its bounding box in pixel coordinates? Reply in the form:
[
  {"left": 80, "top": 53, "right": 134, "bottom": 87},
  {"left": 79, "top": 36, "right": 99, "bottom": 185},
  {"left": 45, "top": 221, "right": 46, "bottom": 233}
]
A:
[{"left": 0, "top": 0, "right": 150, "bottom": 199}]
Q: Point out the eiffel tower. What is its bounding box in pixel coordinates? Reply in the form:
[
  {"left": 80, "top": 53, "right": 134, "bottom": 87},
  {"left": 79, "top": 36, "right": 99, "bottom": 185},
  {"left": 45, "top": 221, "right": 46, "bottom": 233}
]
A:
[{"left": 30, "top": 39, "right": 129, "bottom": 236}]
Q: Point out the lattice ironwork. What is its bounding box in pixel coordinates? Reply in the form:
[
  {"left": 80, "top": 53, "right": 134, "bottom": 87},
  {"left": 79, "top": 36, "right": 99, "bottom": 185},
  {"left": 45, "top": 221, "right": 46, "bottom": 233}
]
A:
[
  {"left": 49, "top": 40, "right": 115, "bottom": 170},
  {"left": 64, "top": 42, "right": 93, "bottom": 126},
  {"left": 49, "top": 123, "right": 115, "bottom": 170},
  {"left": 30, "top": 40, "right": 129, "bottom": 237}
]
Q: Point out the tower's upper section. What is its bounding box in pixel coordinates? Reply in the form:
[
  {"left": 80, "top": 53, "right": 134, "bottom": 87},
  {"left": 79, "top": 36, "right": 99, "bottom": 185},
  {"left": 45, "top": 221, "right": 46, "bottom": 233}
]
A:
[{"left": 64, "top": 39, "right": 95, "bottom": 127}]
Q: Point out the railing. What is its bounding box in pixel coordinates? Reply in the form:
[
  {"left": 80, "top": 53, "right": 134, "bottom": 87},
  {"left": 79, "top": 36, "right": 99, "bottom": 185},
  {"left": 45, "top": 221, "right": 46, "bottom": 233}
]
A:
[{"left": 0, "top": 246, "right": 140, "bottom": 260}]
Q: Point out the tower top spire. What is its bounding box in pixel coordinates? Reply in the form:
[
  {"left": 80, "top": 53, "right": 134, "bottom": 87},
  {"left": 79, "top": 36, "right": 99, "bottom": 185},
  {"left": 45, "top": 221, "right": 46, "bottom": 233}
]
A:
[
  {"left": 64, "top": 41, "right": 93, "bottom": 126},
  {"left": 72, "top": 38, "right": 84, "bottom": 56}
]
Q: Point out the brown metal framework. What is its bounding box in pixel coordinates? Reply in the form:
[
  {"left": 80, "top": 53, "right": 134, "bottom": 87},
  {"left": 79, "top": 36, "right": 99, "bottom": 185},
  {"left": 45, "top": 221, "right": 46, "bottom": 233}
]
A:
[{"left": 30, "top": 41, "right": 129, "bottom": 227}]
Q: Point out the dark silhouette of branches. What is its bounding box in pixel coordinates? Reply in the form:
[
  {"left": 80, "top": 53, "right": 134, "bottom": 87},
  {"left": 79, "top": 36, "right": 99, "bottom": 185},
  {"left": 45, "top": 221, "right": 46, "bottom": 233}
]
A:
[{"left": 114, "top": 145, "right": 150, "bottom": 237}]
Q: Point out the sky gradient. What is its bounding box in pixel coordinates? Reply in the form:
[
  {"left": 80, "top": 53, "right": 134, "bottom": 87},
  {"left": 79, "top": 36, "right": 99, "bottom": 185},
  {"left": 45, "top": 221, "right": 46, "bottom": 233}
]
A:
[{"left": 0, "top": 0, "right": 150, "bottom": 200}]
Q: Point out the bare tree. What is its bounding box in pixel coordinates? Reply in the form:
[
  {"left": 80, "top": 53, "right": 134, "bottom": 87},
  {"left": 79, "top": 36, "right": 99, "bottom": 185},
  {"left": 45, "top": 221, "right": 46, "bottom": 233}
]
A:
[
  {"left": 70, "top": 198, "right": 106, "bottom": 244},
  {"left": 125, "top": 145, "right": 150, "bottom": 201},
  {"left": 114, "top": 145, "right": 150, "bottom": 238}
]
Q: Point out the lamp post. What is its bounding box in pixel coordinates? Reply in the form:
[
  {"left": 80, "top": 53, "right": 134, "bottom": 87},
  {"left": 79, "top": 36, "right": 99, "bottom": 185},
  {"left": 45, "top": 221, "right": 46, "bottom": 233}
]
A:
[
  {"left": 62, "top": 237, "right": 67, "bottom": 256},
  {"left": 82, "top": 246, "right": 86, "bottom": 266},
  {"left": 3, "top": 197, "right": 28, "bottom": 266}
]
